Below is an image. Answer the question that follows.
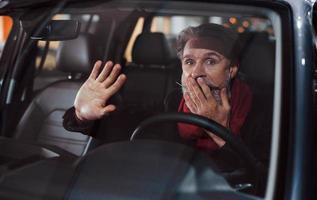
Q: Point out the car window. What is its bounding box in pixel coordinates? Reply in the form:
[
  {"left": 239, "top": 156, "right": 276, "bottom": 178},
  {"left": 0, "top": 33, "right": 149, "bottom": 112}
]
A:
[
  {"left": 0, "top": 16, "right": 12, "bottom": 57},
  {"left": 124, "top": 17, "right": 144, "bottom": 63},
  {"left": 0, "top": 16, "right": 12, "bottom": 92},
  {"left": 0, "top": 1, "right": 282, "bottom": 199},
  {"left": 313, "top": 3, "right": 317, "bottom": 112},
  {"left": 33, "top": 14, "right": 102, "bottom": 92}
]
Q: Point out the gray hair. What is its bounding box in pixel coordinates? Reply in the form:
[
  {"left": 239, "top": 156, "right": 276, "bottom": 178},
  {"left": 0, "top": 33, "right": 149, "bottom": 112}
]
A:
[{"left": 176, "top": 23, "right": 241, "bottom": 65}]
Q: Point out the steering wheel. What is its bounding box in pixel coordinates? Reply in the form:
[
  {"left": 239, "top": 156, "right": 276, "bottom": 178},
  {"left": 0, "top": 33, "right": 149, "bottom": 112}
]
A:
[{"left": 130, "top": 112, "right": 264, "bottom": 182}]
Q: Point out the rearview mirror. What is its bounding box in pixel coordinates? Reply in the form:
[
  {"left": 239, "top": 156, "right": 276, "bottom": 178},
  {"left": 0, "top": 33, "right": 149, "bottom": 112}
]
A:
[{"left": 31, "top": 20, "right": 80, "bottom": 41}]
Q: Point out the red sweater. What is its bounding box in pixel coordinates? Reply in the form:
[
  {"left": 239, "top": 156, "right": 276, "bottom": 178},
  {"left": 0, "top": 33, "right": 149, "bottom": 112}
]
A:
[{"left": 177, "top": 79, "right": 252, "bottom": 153}]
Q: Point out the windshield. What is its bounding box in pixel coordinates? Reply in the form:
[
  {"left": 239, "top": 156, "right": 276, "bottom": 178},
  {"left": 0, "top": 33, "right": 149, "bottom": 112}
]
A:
[{"left": 0, "top": 1, "right": 279, "bottom": 199}]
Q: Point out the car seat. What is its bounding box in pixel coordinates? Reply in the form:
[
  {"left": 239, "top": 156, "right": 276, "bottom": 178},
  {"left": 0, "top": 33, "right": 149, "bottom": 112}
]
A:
[
  {"left": 94, "top": 32, "right": 181, "bottom": 142},
  {"left": 122, "top": 32, "right": 180, "bottom": 112},
  {"left": 14, "top": 33, "right": 101, "bottom": 156}
]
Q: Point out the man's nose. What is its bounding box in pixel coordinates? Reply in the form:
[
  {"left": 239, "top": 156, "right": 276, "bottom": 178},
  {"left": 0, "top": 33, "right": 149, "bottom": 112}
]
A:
[{"left": 191, "top": 62, "right": 205, "bottom": 79}]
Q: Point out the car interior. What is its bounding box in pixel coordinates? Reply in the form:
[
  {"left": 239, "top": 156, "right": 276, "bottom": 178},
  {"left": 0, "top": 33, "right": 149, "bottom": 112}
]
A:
[
  {"left": 13, "top": 33, "right": 100, "bottom": 156},
  {"left": 0, "top": 1, "right": 277, "bottom": 199}
]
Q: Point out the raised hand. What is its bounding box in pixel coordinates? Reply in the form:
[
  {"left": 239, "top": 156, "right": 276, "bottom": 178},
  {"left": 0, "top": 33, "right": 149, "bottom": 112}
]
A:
[{"left": 74, "top": 60, "right": 126, "bottom": 122}]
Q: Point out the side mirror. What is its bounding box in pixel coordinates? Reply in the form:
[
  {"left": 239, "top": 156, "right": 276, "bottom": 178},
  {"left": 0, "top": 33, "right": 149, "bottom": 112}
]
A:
[{"left": 31, "top": 20, "right": 80, "bottom": 41}]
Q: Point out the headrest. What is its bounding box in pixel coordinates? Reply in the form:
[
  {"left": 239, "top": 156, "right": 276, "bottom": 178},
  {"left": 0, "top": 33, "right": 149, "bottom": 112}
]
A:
[
  {"left": 132, "top": 32, "right": 173, "bottom": 65},
  {"left": 56, "top": 33, "right": 101, "bottom": 74},
  {"left": 239, "top": 32, "right": 275, "bottom": 88}
]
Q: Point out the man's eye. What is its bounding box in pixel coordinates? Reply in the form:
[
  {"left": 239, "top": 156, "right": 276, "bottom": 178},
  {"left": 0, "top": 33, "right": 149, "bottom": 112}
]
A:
[
  {"left": 206, "top": 58, "right": 218, "bottom": 65},
  {"left": 184, "top": 59, "right": 194, "bottom": 65}
]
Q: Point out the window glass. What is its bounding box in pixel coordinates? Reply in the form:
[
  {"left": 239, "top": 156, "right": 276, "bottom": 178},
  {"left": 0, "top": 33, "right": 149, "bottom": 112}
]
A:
[
  {"left": 0, "top": 1, "right": 281, "bottom": 199},
  {"left": 313, "top": 3, "right": 317, "bottom": 111},
  {"left": 124, "top": 17, "right": 144, "bottom": 62},
  {"left": 151, "top": 16, "right": 274, "bottom": 36},
  {"left": 0, "top": 16, "right": 13, "bottom": 90},
  {"left": 0, "top": 16, "right": 12, "bottom": 57},
  {"left": 33, "top": 14, "right": 101, "bottom": 91},
  {"left": 150, "top": 15, "right": 275, "bottom": 55}
]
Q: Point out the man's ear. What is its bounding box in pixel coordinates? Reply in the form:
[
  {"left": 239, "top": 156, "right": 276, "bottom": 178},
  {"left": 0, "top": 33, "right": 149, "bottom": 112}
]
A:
[{"left": 229, "top": 65, "right": 238, "bottom": 78}]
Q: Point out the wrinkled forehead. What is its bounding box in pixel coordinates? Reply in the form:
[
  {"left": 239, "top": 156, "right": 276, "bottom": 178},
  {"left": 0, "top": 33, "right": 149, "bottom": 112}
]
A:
[{"left": 184, "top": 37, "right": 230, "bottom": 58}]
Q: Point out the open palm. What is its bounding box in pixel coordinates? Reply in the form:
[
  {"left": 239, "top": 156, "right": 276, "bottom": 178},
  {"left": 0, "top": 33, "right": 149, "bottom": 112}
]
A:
[{"left": 74, "top": 60, "right": 126, "bottom": 121}]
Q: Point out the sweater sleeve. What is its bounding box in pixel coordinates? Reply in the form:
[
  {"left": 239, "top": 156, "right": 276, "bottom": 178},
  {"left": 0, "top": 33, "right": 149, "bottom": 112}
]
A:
[{"left": 62, "top": 106, "right": 94, "bottom": 135}]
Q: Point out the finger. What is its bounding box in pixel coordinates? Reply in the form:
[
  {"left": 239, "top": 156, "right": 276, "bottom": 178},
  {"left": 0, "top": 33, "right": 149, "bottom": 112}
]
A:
[
  {"left": 184, "top": 93, "right": 197, "bottom": 113},
  {"left": 89, "top": 60, "right": 102, "bottom": 80},
  {"left": 103, "top": 63, "right": 122, "bottom": 88},
  {"left": 220, "top": 88, "right": 230, "bottom": 111},
  {"left": 197, "top": 77, "right": 213, "bottom": 100},
  {"left": 96, "top": 61, "right": 113, "bottom": 82},
  {"left": 106, "top": 74, "right": 127, "bottom": 96},
  {"left": 187, "top": 77, "right": 205, "bottom": 105},
  {"left": 101, "top": 104, "right": 116, "bottom": 116},
  {"left": 207, "top": 89, "right": 218, "bottom": 108},
  {"left": 185, "top": 80, "right": 198, "bottom": 108}
]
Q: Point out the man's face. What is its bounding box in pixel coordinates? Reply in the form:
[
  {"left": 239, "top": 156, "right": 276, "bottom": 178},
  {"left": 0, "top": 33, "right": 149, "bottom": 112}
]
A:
[{"left": 180, "top": 40, "right": 238, "bottom": 93}]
